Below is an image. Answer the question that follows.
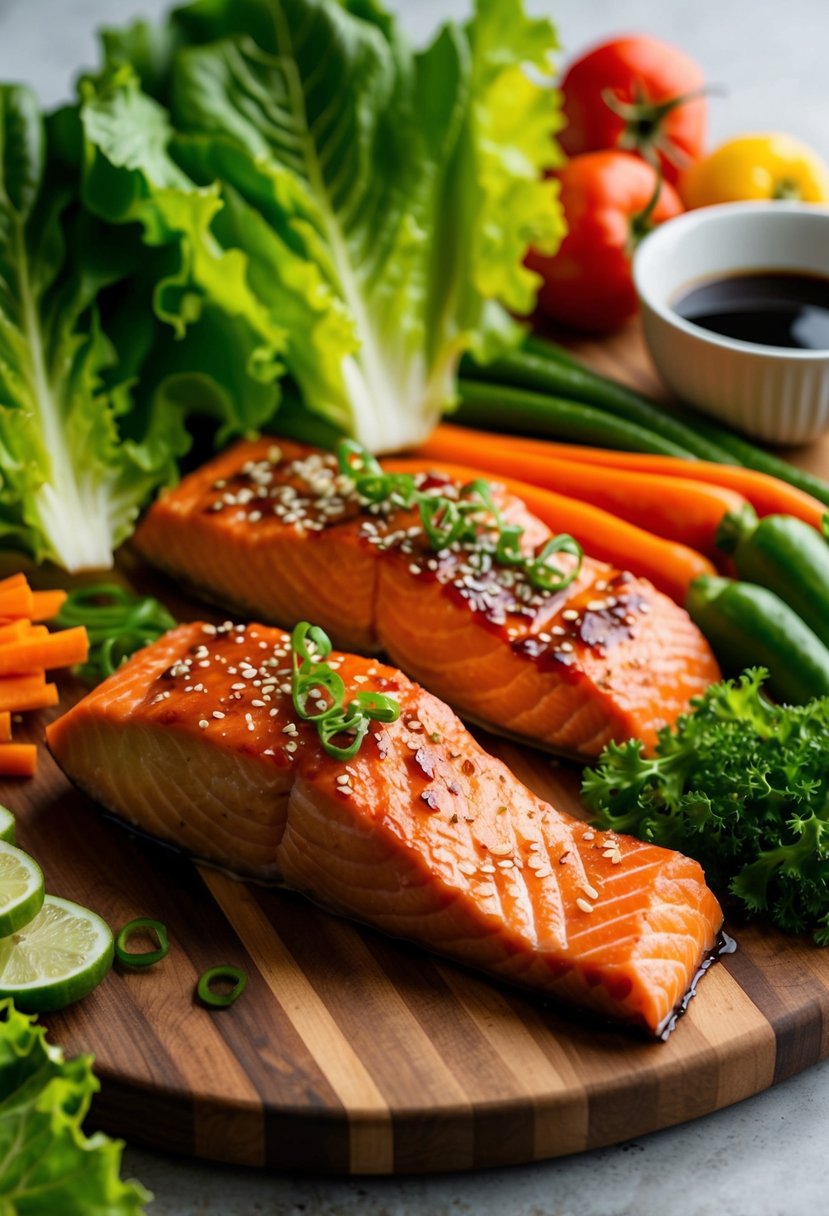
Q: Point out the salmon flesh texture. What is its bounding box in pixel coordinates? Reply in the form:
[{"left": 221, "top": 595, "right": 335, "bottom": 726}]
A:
[
  {"left": 132, "top": 440, "right": 721, "bottom": 760},
  {"left": 47, "top": 621, "right": 724, "bottom": 1035}
]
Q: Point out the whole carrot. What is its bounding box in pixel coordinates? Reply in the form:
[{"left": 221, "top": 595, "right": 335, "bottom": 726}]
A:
[
  {"left": 384, "top": 457, "right": 715, "bottom": 605},
  {"left": 418, "top": 427, "right": 747, "bottom": 557},
  {"left": 432, "top": 425, "right": 825, "bottom": 530}
]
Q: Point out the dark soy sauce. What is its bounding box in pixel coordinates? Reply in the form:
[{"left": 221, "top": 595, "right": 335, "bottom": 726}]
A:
[{"left": 673, "top": 270, "right": 829, "bottom": 350}]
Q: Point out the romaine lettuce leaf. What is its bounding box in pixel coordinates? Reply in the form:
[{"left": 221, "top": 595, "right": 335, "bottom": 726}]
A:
[
  {"left": 0, "top": 84, "right": 189, "bottom": 571},
  {"left": 0, "top": 999, "right": 149, "bottom": 1215},
  {"left": 89, "top": 0, "right": 565, "bottom": 452}
]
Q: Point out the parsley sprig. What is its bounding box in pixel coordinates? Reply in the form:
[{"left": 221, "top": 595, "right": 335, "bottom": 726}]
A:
[
  {"left": 290, "top": 622, "right": 400, "bottom": 761},
  {"left": 583, "top": 667, "right": 829, "bottom": 944},
  {"left": 338, "top": 440, "right": 583, "bottom": 594}
]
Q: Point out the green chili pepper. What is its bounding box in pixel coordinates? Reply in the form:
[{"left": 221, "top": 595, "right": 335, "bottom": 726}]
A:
[
  {"left": 687, "top": 575, "right": 829, "bottom": 705},
  {"left": 717, "top": 506, "right": 829, "bottom": 649}
]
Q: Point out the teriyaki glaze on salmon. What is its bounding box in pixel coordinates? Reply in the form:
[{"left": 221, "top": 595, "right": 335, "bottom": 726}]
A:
[
  {"left": 47, "top": 620, "right": 724, "bottom": 1036},
  {"left": 132, "top": 439, "right": 720, "bottom": 760}
]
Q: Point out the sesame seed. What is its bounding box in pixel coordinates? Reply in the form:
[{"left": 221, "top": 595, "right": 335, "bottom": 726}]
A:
[
  {"left": 198, "top": 719, "right": 209, "bottom": 730},
  {"left": 285, "top": 742, "right": 298, "bottom": 753},
  {"left": 576, "top": 898, "right": 594, "bottom": 914},
  {"left": 497, "top": 859, "right": 514, "bottom": 869},
  {"left": 561, "top": 609, "right": 579, "bottom": 622},
  {"left": 581, "top": 882, "right": 600, "bottom": 901},
  {"left": 488, "top": 844, "right": 512, "bottom": 857},
  {"left": 479, "top": 864, "right": 496, "bottom": 874},
  {"left": 582, "top": 831, "right": 595, "bottom": 841},
  {"left": 251, "top": 699, "right": 266, "bottom": 708},
  {"left": 212, "top": 711, "right": 225, "bottom": 720},
  {"left": 458, "top": 861, "right": 476, "bottom": 876}
]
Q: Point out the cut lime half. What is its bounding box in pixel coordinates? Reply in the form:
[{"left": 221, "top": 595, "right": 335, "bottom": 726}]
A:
[
  {"left": 0, "top": 841, "right": 44, "bottom": 936},
  {"left": 0, "top": 894, "right": 114, "bottom": 1012},
  {"left": 0, "top": 806, "right": 15, "bottom": 844}
]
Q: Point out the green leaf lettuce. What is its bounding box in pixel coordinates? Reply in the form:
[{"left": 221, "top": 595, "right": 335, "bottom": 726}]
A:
[
  {"left": 0, "top": 999, "right": 149, "bottom": 1214},
  {"left": 87, "top": 0, "right": 565, "bottom": 451},
  {"left": 0, "top": 85, "right": 191, "bottom": 571}
]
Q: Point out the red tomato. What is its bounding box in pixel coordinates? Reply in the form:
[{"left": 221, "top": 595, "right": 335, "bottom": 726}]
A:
[
  {"left": 560, "top": 36, "right": 707, "bottom": 185},
  {"left": 527, "top": 151, "right": 683, "bottom": 334}
]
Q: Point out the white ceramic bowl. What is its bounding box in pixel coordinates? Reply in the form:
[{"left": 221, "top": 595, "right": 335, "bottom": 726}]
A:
[{"left": 633, "top": 201, "right": 829, "bottom": 445}]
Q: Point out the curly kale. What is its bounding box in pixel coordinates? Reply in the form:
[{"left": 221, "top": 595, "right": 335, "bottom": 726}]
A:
[{"left": 582, "top": 668, "right": 829, "bottom": 944}]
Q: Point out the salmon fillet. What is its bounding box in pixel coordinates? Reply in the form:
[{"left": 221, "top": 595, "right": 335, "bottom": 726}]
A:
[
  {"left": 132, "top": 439, "right": 720, "bottom": 758},
  {"left": 47, "top": 621, "right": 723, "bottom": 1035}
]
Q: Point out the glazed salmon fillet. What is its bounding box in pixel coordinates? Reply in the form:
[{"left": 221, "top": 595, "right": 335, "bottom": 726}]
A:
[
  {"left": 47, "top": 621, "right": 723, "bottom": 1035},
  {"left": 132, "top": 439, "right": 720, "bottom": 758}
]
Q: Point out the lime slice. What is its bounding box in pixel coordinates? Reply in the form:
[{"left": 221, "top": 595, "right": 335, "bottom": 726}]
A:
[
  {"left": 0, "top": 841, "right": 44, "bottom": 936},
  {"left": 0, "top": 894, "right": 114, "bottom": 1011},
  {"left": 0, "top": 806, "right": 15, "bottom": 844}
]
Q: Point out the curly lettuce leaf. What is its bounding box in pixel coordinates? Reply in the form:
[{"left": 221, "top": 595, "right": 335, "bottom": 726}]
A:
[
  {"left": 0, "top": 84, "right": 191, "bottom": 571},
  {"left": 90, "top": 0, "right": 565, "bottom": 451},
  {"left": 0, "top": 1000, "right": 149, "bottom": 1215}
]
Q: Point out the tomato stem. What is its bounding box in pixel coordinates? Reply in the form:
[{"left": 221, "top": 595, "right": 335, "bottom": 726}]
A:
[
  {"left": 602, "top": 84, "right": 723, "bottom": 169},
  {"left": 627, "top": 168, "right": 665, "bottom": 253}
]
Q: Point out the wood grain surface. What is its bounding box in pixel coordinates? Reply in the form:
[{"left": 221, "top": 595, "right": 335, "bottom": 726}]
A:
[{"left": 4, "top": 321, "right": 829, "bottom": 1175}]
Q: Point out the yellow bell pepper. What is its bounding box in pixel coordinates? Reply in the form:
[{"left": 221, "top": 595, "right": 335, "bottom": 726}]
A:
[{"left": 680, "top": 133, "right": 829, "bottom": 208}]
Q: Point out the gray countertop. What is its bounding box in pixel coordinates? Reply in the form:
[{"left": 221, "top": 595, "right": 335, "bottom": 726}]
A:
[{"left": 8, "top": 1, "right": 829, "bottom": 1212}]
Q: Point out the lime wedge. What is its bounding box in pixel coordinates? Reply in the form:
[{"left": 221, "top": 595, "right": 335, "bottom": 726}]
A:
[
  {"left": 0, "top": 894, "right": 113, "bottom": 1011},
  {"left": 0, "top": 841, "right": 44, "bottom": 936},
  {"left": 0, "top": 806, "right": 15, "bottom": 844}
]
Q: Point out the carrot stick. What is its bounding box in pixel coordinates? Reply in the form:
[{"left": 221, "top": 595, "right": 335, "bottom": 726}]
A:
[
  {"left": 0, "top": 681, "right": 58, "bottom": 713},
  {"left": 0, "top": 743, "right": 37, "bottom": 777},
  {"left": 432, "top": 425, "right": 826, "bottom": 529},
  {"left": 0, "top": 573, "right": 28, "bottom": 593},
  {"left": 0, "top": 712, "right": 11, "bottom": 743},
  {"left": 385, "top": 457, "right": 716, "bottom": 605},
  {"left": 30, "top": 589, "right": 68, "bottom": 621},
  {"left": 0, "top": 620, "right": 29, "bottom": 645},
  {"left": 418, "top": 428, "right": 748, "bottom": 557},
  {"left": 0, "top": 584, "right": 33, "bottom": 619},
  {"left": 0, "top": 626, "right": 88, "bottom": 676}
]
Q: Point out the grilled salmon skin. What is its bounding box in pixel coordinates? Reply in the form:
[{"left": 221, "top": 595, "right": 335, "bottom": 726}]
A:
[
  {"left": 132, "top": 439, "right": 720, "bottom": 758},
  {"left": 47, "top": 621, "right": 723, "bottom": 1035}
]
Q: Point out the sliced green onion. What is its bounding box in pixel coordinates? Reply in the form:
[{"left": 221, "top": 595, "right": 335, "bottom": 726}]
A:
[
  {"left": 115, "top": 918, "right": 169, "bottom": 968},
  {"left": 290, "top": 622, "right": 400, "bottom": 761},
  {"left": 527, "top": 534, "right": 584, "bottom": 592},
  {"left": 55, "top": 585, "right": 176, "bottom": 683},
  {"left": 197, "top": 965, "right": 247, "bottom": 1009},
  {"left": 337, "top": 440, "right": 584, "bottom": 596}
]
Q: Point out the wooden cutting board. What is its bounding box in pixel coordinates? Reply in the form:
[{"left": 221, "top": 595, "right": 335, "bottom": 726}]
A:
[{"left": 5, "top": 323, "right": 829, "bottom": 1175}]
